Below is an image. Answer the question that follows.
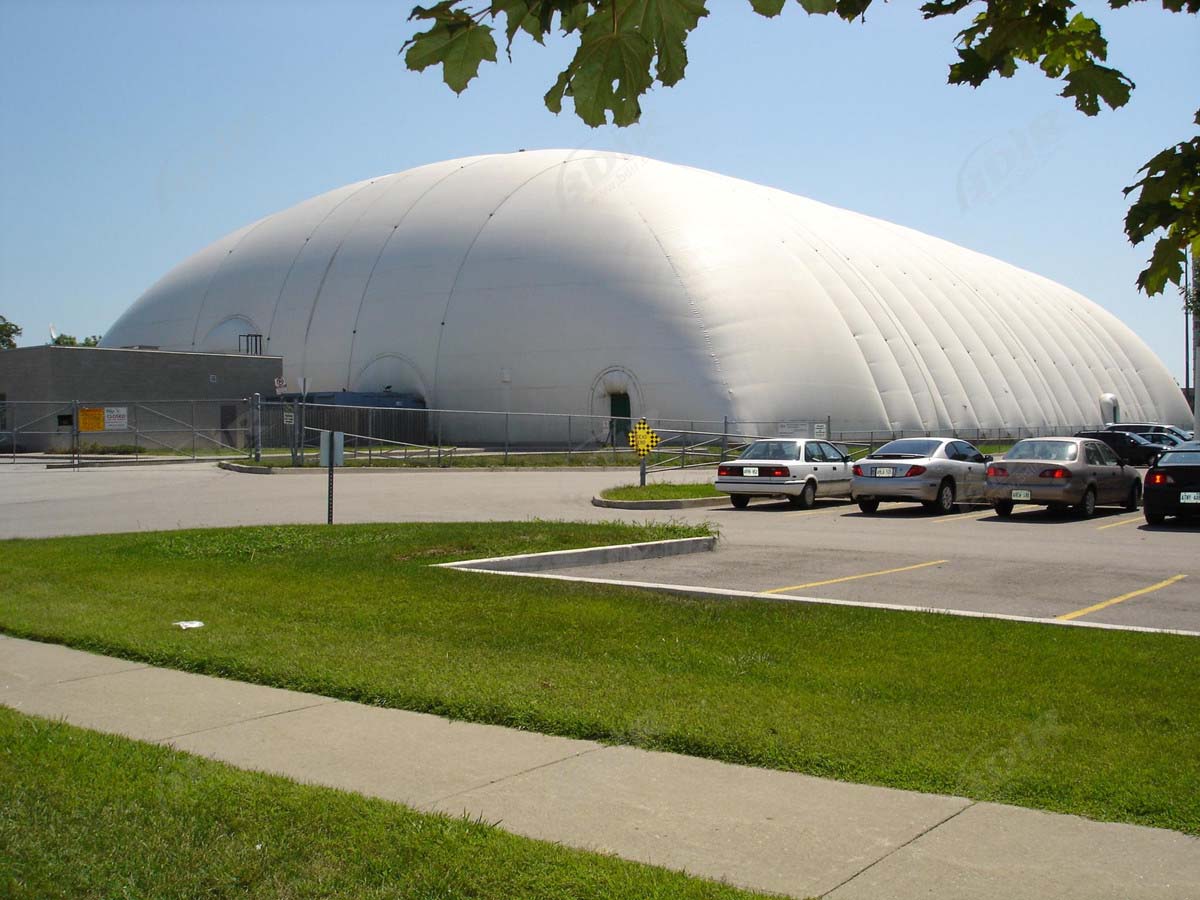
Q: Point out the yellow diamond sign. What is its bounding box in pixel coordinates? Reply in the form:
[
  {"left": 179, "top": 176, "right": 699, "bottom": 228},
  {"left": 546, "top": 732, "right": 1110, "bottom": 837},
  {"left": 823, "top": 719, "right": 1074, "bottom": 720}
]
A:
[{"left": 628, "top": 418, "right": 660, "bottom": 458}]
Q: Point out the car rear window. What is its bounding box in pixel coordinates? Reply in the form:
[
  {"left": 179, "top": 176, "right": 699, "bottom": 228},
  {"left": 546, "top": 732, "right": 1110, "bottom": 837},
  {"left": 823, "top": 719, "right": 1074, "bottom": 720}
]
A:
[
  {"left": 1005, "top": 440, "right": 1079, "bottom": 462},
  {"left": 739, "top": 441, "right": 800, "bottom": 460},
  {"left": 1154, "top": 451, "right": 1200, "bottom": 467},
  {"left": 871, "top": 439, "right": 941, "bottom": 458}
]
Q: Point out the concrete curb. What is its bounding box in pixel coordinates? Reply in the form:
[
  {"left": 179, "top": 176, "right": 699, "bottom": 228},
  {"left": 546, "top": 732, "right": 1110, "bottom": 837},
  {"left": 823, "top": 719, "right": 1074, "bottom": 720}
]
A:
[
  {"left": 217, "top": 461, "right": 273, "bottom": 475},
  {"left": 44, "top": 457, "right": 215, "bottom": 470},
  {"left": 591, "top": 495, "right": 729, "bottom": 510},
  {"left": 437, "top": 536, "right": 717, "bottom": 573}
]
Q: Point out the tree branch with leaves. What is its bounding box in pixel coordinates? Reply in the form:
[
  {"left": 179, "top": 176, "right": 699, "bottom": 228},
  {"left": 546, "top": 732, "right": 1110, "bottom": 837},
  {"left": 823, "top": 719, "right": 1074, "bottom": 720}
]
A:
[{"left": 402, "top": 0, "right": 1199, "bottom": 296}]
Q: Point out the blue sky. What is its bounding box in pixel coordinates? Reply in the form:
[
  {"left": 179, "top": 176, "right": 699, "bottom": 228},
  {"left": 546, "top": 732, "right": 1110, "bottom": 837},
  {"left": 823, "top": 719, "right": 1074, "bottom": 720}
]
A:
[{"left": 1, "top": 1, "right": 1196, "bottom": 383}]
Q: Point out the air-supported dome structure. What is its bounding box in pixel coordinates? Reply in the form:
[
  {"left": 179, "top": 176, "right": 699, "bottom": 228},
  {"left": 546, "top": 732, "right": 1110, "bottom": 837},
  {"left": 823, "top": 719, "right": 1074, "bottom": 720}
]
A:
[{"left": 103, "top": 150, "right": 1190, "bottom": 440}]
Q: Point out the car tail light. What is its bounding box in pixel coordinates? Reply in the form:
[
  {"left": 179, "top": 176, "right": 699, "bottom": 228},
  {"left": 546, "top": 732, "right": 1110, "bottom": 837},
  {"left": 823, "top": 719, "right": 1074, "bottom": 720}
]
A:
[
  {"left": 987, "top": 464, "right": 1007, "bottom": 477},
  {"left": 1039, "top": 467, "right": 1071, "bottom": 479},
  {"left": 768, "top": 466, "right": 790, "bottom": 477},
  {"left": 852, "top": 464, "right": 864, "bottom": 476},
  {"left": 718, "top": 465, "right": 732, "bottom": 476},
  {"left": 1146, "top": 471, "right": 1173, "bottom": 486},
  {"left": 903, "top": 465, "right": 927, "bottom": 477}
]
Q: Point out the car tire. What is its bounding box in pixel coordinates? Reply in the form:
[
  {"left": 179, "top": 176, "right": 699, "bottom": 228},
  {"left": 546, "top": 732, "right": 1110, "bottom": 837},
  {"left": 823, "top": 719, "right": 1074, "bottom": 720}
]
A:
[
  {"left": 927, "top": 479, "right": 955, "bottom": 515},
  {"left": 730, "top": 495, "right": 750, "bottom": 509},
  {"left": 993, "top": 500, "right": 1014, "bottom": 517},
  {"left": 1074, "top": 486, "right": 1097, "bottom": 518},
  {"left": 790, "top": 480, "right": 817, "bottom": 509},
  {"left": 1124, "top": 482, "right": 1141, "bottom": 512},
  {"left": 1143, "top": 508, "right": 1165, "bottom": 525},
  {"left": 857, "top": 498, "right": 879, "bottom": 514}
]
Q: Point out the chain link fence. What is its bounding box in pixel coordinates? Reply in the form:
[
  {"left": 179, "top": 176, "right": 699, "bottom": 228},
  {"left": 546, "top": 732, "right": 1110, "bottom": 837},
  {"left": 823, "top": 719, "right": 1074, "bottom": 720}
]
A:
[
  {"left": 1, "top": 394, "right": 1094, "bottom": 468},
  {"left": 0, "top": 399, "right": 252, "bottom": 464}
]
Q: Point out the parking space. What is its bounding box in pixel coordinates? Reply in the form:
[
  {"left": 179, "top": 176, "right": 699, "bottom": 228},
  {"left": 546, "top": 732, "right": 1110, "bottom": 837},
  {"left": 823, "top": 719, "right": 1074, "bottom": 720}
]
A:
[
  {"left": 1, "top": 464, "right": 1196, "bottom": 634},
  {"left": 555, "top": 496, "right": 1200, "bottom": 633}
]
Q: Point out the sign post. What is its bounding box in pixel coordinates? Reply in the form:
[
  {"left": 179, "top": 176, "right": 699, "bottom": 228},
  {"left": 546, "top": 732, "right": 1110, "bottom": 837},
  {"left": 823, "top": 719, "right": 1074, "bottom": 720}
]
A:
[{"left": 627, "top": 418, "right": 661, "bottom": 487}]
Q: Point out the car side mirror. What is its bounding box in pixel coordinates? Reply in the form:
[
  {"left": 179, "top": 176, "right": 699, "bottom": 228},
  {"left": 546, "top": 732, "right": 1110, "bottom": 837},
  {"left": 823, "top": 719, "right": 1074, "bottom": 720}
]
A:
[{"left": 982, "top": 455, "right": 993, "bottom": 463}]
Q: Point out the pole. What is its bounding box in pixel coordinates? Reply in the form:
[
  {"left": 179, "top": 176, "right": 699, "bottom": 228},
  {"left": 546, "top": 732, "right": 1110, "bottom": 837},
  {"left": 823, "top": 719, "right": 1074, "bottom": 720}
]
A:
[
  {"left": 253, "top": 393, "right": 262, "bottom": 465},
  {"left": 71, "top": 399, "right": 79, "bottom": 470},
  {"left": 640, "top": 454, "right": 647, "bottom": 487},
  {"left": 1192, "top": 250, "right": 1199, "bottom": 436}
]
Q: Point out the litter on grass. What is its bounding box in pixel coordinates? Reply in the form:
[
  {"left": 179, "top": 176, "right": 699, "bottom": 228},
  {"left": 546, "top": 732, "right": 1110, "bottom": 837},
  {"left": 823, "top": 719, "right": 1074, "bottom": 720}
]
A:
[{"left": 172, "top": 621, "right": 204, "bottom": 630}]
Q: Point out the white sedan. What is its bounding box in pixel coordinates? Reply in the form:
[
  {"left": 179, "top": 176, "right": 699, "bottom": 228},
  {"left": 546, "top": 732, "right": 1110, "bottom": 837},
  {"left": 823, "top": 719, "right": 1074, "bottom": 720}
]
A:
[{"left": 715, "top": 439, "right": 853, "bottom": 509}]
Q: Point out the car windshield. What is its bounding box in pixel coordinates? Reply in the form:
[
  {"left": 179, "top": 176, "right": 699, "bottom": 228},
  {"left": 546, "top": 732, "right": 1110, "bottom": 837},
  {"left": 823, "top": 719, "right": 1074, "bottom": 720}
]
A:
[
  {"left": 1125, "top": 433, "right": 1155, "bottom": 446},
  {"left": 1154, "top": 450, "right": 1200, "bottom": 467},
  {"left": 1005, "top": 440, "right": 1078, "bottom": 462},
  {"left": 739, "top": 441, "right": 800, "bottom": 460},
  {"left": 869, "top": 438, "right": 941, "bottom": 459}
]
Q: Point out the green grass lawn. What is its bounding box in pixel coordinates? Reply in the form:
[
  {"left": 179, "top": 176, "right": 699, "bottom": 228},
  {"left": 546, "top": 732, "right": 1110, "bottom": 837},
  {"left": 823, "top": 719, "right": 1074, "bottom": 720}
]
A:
[
  {"left": 0, "top": 707, "right": 766, "bottom": 900},
  {"left": 600, "top": 482, "right": 723, "bottom": 501},
  {"left": 1, "top": 522, "right": 1197, "bottom": 834}
]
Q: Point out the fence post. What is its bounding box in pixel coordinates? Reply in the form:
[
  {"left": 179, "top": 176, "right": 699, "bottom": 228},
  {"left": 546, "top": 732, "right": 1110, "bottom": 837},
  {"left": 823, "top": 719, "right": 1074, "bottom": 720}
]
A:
[
  {"left": 253, "top": 393, "right": 262, "bottom": 462},
  {"left": 191, "top": 401, "right": 197, "bottom": 459},
  {"left": 567, "top": 415, "right": 572, "bottom": 460},
  {"left": 504, "top": 411, "right": 510, "bottom": 464},
  {"left": 721, "top": 416, "right": 728, "bottom": 462},
  {"left": 133, "top": 403, "right": 140, "bottom": 461},
  {"left": 72, "top": 399, "right": 79, "bottom": 470}
]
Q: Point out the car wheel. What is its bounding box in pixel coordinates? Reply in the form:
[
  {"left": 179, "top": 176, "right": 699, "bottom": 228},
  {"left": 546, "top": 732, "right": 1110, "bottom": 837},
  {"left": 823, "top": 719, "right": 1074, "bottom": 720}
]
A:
[
  {"left": 1074, "top": 486, "right": 1097, "bottom": 518},
  {"left": 1124, "top": 482, "right": 1141, "bottom": 512},
  {"left": 928, "top": 479, "right": 955, "bottom": 515},
  {"left": 1143, "top": 508, "right": 1165, "bottom": 525},
  {"left": 730, "top": 495, "right": 750, "bottom": 509},
  {"left": 790, "top": 481, "right": 817, "bottom": 509},
  {"left": 857, "top": 498, "right": 879, "bottom": 514},
  {"left": 993, "top": 500, "right": 1014, "bottom": 517}
]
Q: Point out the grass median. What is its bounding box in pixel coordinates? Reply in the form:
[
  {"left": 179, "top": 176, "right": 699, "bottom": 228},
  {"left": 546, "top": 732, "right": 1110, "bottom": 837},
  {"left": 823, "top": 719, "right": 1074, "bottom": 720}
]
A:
[
  {"left": 600, "top": 483, "right": 723, "bottom": 501},
  {"left": 1, "top": 522, "right": 1196, "bottom": 834},
  {"left": 0, "top": 707, "right": 765, "bottom": 900}
]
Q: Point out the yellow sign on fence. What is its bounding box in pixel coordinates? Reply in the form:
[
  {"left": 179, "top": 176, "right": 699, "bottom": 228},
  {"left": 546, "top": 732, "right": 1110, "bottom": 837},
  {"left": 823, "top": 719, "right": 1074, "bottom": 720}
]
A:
[
  {"left": 627, "top": 418, "right": 661, "bottom": 458},
  {"left": 78, "top": 408, "right": 105, "bottom": 433}
]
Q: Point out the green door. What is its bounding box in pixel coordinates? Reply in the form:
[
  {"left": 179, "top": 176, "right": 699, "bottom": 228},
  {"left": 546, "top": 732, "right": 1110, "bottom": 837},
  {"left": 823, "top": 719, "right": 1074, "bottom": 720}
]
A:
[{"left": 610, "top": 393, "right": 631, "bottom": 446}]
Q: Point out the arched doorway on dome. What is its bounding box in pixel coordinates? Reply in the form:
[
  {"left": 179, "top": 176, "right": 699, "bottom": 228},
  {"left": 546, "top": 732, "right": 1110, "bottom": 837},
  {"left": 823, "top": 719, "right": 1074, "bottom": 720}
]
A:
[{"left": 590, "top": 367, "right": 642, "bottom": 446}]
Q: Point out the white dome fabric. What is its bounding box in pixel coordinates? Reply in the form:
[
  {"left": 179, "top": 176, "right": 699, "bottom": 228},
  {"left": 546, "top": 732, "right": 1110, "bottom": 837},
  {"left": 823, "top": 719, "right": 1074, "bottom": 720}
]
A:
[{"left": 103, "top": 149, "right": 1190, "bottom": 436}]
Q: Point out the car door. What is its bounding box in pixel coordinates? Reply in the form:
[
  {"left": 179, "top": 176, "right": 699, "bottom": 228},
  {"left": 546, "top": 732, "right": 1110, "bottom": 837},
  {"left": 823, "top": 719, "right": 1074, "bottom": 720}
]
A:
[
  {"left": 802, "top": 441, "right": 827, "bottom": 492},
  {"left": 956, "top": 441, "right": 988, "bottom": 501},
  {"left": 1095, "top": 441, "right": 1127, "bottom": 502},
  {"left": 818, "top": 441, "right": 851, "bottom": 496},
  {"left": 1084, "top": 441, "right": 1115, "bottom": 503}
]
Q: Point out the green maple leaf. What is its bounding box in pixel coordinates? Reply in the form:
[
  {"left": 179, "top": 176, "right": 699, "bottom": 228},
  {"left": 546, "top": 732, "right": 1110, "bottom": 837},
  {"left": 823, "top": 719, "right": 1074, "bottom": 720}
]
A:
[
  {"left": 623, "top": 0, "right": 708, "bottom": 86},
  {"left": 546, "top": 27, "right": 654, "bottom": 126},
  {"left": 404, "top": 20, "right": 498, "bottom": 94}
]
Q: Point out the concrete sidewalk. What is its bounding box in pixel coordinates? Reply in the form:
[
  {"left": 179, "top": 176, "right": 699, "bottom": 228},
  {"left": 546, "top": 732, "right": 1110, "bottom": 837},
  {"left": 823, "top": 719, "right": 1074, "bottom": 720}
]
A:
[{"left": 2, "top": 635, "right": 1195, "bottom": 899}]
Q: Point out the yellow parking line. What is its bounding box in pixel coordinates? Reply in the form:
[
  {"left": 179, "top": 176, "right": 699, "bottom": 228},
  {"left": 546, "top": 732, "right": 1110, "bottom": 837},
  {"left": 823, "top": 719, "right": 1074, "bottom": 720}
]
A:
[
  {"left": 1096, "top": 515, "right": 1141, "bottom": 531},
  {"left": 764, "top": 559, "right": 948, "bottom": 594},
  {"left": 1057, "top": 574, "right": 1187, "bottom": 621}
]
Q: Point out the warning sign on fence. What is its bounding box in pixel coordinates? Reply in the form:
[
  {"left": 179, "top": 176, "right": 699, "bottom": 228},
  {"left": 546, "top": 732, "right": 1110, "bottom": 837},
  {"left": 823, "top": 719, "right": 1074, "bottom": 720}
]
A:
[{"left": 78, "top": 407, "right": 128, "bottom": 432}]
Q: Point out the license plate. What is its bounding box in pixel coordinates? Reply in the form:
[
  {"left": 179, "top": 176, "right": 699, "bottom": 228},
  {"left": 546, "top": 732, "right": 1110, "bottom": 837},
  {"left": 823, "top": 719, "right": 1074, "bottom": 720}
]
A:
[
  {"left": 743, "top": 466, "right": 759, "bottom": 477},
  {"left": 1181, "top": 492, "right": 1200, "bottom": 503},
  {"left": 874, "top": 466, "right": 895, "bottom": 477},
  {"left": 1011, "top": 489, "right": 1032, "bottom": 501}
]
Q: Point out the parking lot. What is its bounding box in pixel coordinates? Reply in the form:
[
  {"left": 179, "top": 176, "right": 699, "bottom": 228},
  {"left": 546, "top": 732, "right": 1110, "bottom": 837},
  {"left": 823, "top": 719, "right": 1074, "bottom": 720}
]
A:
[{"left": 1, "top": 462, "right": 1195, "bottom": 634}]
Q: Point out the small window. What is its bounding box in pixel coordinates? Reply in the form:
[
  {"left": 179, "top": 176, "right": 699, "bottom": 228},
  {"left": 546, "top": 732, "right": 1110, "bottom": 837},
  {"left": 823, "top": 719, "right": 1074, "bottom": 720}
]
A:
[
  {"left": 57, "top": 414, "right": 73, "bottom": 428},
  {"left": 1085, "top": 443, "right": 1103, "bottom": 465},
  {"left": 804, "top": 442, "right": 825, "bottom": 462}
]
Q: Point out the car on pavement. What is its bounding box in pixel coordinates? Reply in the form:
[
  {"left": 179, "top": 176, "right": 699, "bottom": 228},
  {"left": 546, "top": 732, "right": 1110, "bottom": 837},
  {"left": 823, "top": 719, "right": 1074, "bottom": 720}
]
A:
[
  {"left": 1106, "top": 422, "right": 1195, "bottom": 443},
  {"left": 1143, "top": 445, "right": 1200, "bottom": 525},
  {"left": 715, "top": 438, "right": 852, "bottom": 509},
  {"left": 1138, "top": 431, "right": 1185, "bottom": 448},
  {"left": 1074, "top": 429, "right": 1170, "bottom": 466},
  {"left": 850, "top": 437, "right": 991, "bottom": 514},
  {"left": 985, "top": 437, "right": 1140, "bottom": 517}
]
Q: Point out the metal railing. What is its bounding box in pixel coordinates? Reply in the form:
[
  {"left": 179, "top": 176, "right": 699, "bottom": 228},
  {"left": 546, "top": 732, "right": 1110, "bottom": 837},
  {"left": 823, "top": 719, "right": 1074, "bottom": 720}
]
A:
[{"left": 1, "top": 394, "right": 1097, "bottom": 468}]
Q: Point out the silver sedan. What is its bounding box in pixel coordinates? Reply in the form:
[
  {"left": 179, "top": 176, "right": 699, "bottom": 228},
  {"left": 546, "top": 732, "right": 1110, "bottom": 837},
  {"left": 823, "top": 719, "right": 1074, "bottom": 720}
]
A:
[{"left": 850, "top": 437, "right": 991, "bottom": 514}]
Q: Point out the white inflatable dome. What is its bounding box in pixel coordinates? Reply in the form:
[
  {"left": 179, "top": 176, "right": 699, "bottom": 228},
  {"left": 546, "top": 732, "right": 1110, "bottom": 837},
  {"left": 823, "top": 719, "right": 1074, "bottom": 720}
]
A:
[{"left": 103, "top": 149, "right": 1190, "bottom": 438}]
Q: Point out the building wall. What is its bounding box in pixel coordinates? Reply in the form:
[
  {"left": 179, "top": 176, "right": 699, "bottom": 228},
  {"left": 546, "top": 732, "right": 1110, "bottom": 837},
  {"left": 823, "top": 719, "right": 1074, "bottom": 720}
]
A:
[{"left": 0, "top": 346, "right": 280, "bottom": 451}]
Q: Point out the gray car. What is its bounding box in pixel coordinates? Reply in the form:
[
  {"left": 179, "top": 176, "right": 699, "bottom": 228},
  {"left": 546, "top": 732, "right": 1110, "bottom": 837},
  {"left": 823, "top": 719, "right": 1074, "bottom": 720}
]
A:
[
  {"left": 985, "top": 437, "right": 1141, "bottom": 517},
  {"left": 715, "top": 438, "right": 853, "bottom": 509},
  {"left": 850, "top": 437, "right": 991, "bottom": 514}
]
